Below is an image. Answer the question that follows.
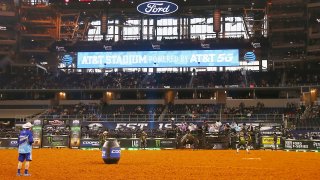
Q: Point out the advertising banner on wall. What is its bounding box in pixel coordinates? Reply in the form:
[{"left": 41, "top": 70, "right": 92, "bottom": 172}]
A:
[
  {"left": 42, "top": 135, "right": 69, "bottom": 148},
  {"left": 153, "top": 138, "right": 176, "bottom": 149},
  {"left": 312, "top": 141, "right": 320, "bottom": 150},
  {"left": 284, "top": 140, "right": 320, "bottom": 151},
  {"left": 80, "top": 138, "right": 176, "bottom": 149},
  {"left": 80, "top": 139, "right": 101, "bottom": 148},
  {"left": 260, "top": 136, "right": 282, "bottom": 149},
  {"left": 70, "top": 120, "right": 81, "bottom": 149},
  {"left": 81, "top": 121, "right": 205, "bottom": 130},
  {"left": 0, "top": 138, "right": 18, "bottom": 148},
  {"left": 32, "top": 119, "right": 42, "bottom": 149}
]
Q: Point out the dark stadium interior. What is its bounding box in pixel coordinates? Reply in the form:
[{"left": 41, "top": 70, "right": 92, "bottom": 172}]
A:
[{"left": 1, "top": 0, "right": 320, "bottom": 151}]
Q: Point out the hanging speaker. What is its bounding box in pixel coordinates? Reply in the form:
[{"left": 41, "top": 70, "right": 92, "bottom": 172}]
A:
[{"left": 213, "top": 9, "right": 221, "bottom": 33}]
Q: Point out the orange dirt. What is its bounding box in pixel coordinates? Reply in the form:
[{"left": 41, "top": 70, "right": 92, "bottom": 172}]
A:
[{"left": 1, "top": 149, "right": 320, "bottom": 180}]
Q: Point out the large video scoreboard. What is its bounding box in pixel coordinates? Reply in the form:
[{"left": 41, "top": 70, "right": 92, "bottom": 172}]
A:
[{"left": 77, "top": 49, "right": 239, "bottom": 68}]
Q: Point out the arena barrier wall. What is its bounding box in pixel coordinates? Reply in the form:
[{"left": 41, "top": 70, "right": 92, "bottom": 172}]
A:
[
  {"left": 204, "top": 135, "right": 229, "bottom": 149},
  {"left": 0, "top": 138, "right": 18, "bottom": 148},
  {"left": 260, "top": 136, "right": 283, "bottom": 149},
  {"left": 284, "top": 139, "right": 320, "bottom": 151},
  {"left": 80, "top": 138, "right": 177, "bottom": 149},
  {"left": 42, "top": 135, "right": 70, "bottom": 148}
]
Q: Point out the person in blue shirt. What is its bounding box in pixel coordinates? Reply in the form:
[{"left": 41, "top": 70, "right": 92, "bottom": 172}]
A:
[{"left": 17, "top": 122, "right": 34, "bottom": 176}]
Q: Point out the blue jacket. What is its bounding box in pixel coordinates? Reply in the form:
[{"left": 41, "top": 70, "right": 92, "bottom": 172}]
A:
[{"left": 18, "top": 129, "right": 34, "bottom": 154}]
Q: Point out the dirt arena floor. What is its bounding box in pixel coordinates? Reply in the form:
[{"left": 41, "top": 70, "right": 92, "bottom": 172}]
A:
[{"left": 1, "top": 149, "right": 320, "bottom": 180}]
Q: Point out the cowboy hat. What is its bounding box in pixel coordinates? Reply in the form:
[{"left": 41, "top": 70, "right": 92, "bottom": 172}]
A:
[{"left": 22, "top": 122, "right": 33, "bottom": 129}]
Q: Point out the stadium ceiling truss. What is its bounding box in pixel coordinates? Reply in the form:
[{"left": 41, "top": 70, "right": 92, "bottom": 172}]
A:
[
  {"left": 1, "top": 0, "right": 320, "bottom": 69},
  {"left": 50, "top": 0, "right": 269, "bottom": 41}
]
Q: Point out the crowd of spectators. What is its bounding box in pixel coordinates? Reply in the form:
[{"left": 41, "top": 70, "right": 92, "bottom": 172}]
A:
[
  {"left": 2, "top": 68, "right": 320, "bottom": 90},
  {"left": 38, "top": 102, "right": 320, "bottom": 136},
  {"left": 42, "top": 103, "right": 101, "bottom": 119},
  {"left": 41, "top": 102, "right": 297, "bottom": 123},
  {"left": 0, "top": 120, "right": 18, "bottom": 138}
]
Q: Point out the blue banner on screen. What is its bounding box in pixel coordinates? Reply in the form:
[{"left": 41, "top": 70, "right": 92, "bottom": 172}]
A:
[{"left": 77, "top": 49, "right": 239, "bottom": 68}]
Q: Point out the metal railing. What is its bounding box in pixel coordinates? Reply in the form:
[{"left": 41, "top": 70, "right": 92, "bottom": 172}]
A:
[{"left": 35, "top": 113, "right": 284, "bottom": 123}]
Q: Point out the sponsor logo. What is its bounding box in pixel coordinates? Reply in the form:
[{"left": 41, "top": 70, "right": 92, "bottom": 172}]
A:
[
  {"left": 10, "top": 141, "right": 18, "bottom": 144},
  {"left": 71, "top": 127, "right": 81, "bottom": 132},
  {"left": 49, "top": 120, "right": 64, "bottom": 126},
  {"left": 115, "top": 123, "right": 148, "bottom": 130},
  {"left": 292, "top": 141, "right": 308, "bottom": 149},
  {"left": 251, "top": 42, "right": 261, "bottom": 48},
  {"left": 244, "top": 51, "right": 256, "bottom": 62},
  {"left": 102, "top": 150, "right": 106, "bottom": 157},
  {"left": 56, "top": 46, "right": 66, "bottom": 52},
  {"left": 88, "top": 123, "right": 103, "bottom": 129},
  {"left": 260, "top": 127, "right": 274, "bottom": 131},
  {"left": 47, "top": 136, "right": 53, "bottom": 144},
  {"left": 155, "top": 140, "right": 161, "bottom": 147},
  {"left": 62, "top": 54, "right": 73, "bottom": 66},
  {"left": 262, "top": 137, "right": 280, "bottom": 145},
  {"left": 103, "top": 45, "right": 112, "bottom": 51},
  {"left": 285, "top": 141, "right": 293, "bottom": 149},
  {"left": 137, "top": 1, "right": 178, "bottom": 15},
  {"left": 46, "top": 136, "right": 65, "bottom": 144},
  {"left": 212, "top": 144, "right": 217, "bottom": 149},
  {"left": 32, "top": 126, "right": 42, "bottom": 131},
  {"left": 313, "top": 142, "right": 320, "bottom": 149},
  {"left": 83, "top": 141, "right": 100, "bottom": 146},
  {"left": 132, "top": 140, "right": 139, "bottom": 147},
  {"left": 111, "top": 150, "right": 121, "bottom": 153},
  {"left": 33, "top": 120, "right": 41, "bottom": 126},
  {"left": 110, "top": 148, "right": 121, "bottom": 158},
  {"left": 72, "top": 120, "right": 80, "bottom": 126},
  {"left": 161, "top": 140, "right": 174, "bottom": 144},
  {"left": 0, "top": 26, "right": 6, "bottom": 30}
]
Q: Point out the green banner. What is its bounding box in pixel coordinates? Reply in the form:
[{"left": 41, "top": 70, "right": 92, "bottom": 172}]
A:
[
  {"left": 70, "top": 120, "right": 81, "bottom": 149},
  {"left": 32, "top": 120, "right": 42, "bottom": 149},
  {"left": 42, "top": 135, "right": 69, "bottom": 148}
]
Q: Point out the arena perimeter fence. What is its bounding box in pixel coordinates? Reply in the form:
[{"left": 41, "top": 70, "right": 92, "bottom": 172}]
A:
[
  {"left": 3, "top": 114, "right": 319, "bottom": 151},
  {"left": 34, "top": 113, "right": 285, "bottom": 123}
]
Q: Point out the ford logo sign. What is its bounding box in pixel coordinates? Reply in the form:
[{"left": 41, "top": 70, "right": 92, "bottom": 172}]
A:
[{"left": 137, "top": 1, "right": 178, "bottom": 15}]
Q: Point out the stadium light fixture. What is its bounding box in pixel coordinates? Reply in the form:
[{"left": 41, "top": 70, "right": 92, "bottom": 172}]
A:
[{"left": 317, "top": 18, "right": 320, "bottom": 23}]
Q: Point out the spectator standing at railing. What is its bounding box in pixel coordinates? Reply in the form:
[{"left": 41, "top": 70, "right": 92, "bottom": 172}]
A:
[{"left": 17, "top": 122, "right": 34, "bottom": 176}]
